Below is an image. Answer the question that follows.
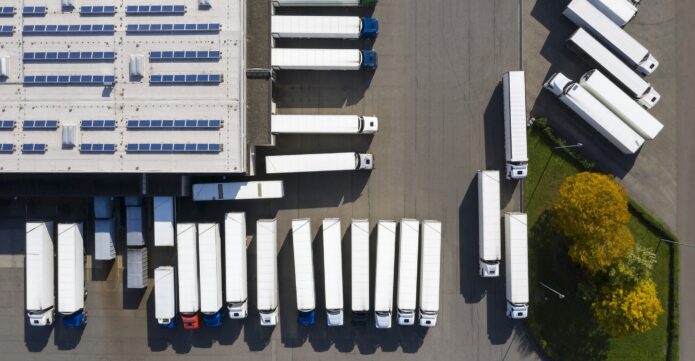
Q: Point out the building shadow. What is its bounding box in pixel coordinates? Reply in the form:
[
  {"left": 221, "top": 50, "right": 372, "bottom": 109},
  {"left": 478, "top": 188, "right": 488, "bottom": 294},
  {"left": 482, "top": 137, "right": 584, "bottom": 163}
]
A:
[
  {"left": 122, "top": 268, "right": 147, "bottom": 310},
  {"left": 53, "top": 316, "right": 85, "bottom": 350}
]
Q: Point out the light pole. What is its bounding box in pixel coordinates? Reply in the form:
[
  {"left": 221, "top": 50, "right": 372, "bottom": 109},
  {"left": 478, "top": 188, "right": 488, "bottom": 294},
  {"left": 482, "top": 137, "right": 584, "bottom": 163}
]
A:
[
  {"left": 656, "top": 238, "right": 695, "bottom": 252},
  {"left": 539, "top": 282, "right": 565, "bottom": 299},
  {"left": 554, "top": 143, "right": 583, "bottom": 150}
]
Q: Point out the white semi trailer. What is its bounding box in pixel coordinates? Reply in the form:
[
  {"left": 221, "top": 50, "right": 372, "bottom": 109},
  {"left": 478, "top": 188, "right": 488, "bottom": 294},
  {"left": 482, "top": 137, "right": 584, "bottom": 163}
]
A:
[
  {"left": 26, "top": 222, "right": 55, "bottom": 326},
  {"left": 57, "top": 223, "right": 87, "bottom": 327},
  {"left": 587, "top": 0, "right": 637, "bottom": 26},
  {"left": 94, "top": 219, "right": 116, "bottom": 260},
  {"left": 292, "top": 219, "right": 317, "bottom": 326},
  {"left": 272, "top": 0, "right": 379, "bottom": 6},
  {"left": 563, "top": 0, "right": 658, "bottom": 76},
  {"left": 271, "top": 115, "right": 379, "bottom": 134},
  {"left": 266, "top": 152, "right": 374, "bottom": 174},
  {"left": 503, "top": 71, "right": 529, "bottom": 180},
  {"left": 478, "top": 170, "right": 501, "bottom": 277},
  {"left": 351, "top": 219, "right": 370, "bottom": 325},
  {"left": 154, "top": 266, "right": 176, "bottom": 328},
  {"left": 580, "top": 70, "right": 663, "bottom": 140},
  {"left": 505, "top": 213, "right": 529, "bottom": 319},
  {"left": 323, "top": 218, "right": 344, "bottom": 326},
  {"left": 177, "top": 223, "right": 200, "bottom": 329},
  {"left": 198, "top": 223, "right": 223, "bottom": 327},
  {"left": 153, "top": 197, "right": 175, "bottom": 247},
  {"left": 544, "top": 72, "right": 645, "bottom": 154},
  {"left": 272, "top": 16, "right": 379, "bottom": 39},
  {"left": 257, "top": 219, "right": 279, "bottom": 327},
  {"left": 192, "top": 181, "right": 285, "bottom": 201},
  {"left": 374, "top": 220, "right": 396, "bottom": 329},
  {"left": 126, "top": 248, "right": 148, "bottom": 289},
  {"left": 419, "top": 220, "right": 442, "bottom": 327},
  {"left": 567, "top": 28, "right": 661, "bottom": 109},
  {"left": 225, "top": 213, "right": 248, "bottom": 319},
  {"left": 126, "top": 205, "right": 145, "bottom": 247},
  {"left": 397, "top": 219, "right": 420, "bottom": 326},
  {"left": 271, "top": 48, "right": 378, "bottom": 71}
]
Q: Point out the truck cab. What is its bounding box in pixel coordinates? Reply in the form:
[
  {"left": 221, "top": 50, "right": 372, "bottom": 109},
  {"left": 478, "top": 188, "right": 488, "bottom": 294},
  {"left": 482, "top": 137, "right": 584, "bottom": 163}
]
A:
[
  {"left": 375, "top": 311, "right": 392, "bottom": 329},
  {"left": 327, "top": 309, "right": 344, "bottom": 326},
  {"left": 351, "top": 311, "right": 368, "bottom": 326},
  {"left": 28, "top": 309, "right": 54, "bottom": 326},
  {"left": 227, "top": 301, "right": 248, "bottom": 319},
  {"left": 360, "top": 116, "right": 379, "bottom": 133},
  {"left": 360, "top": 17, "right": 379, "bottom": 38},
  {"left": 419, "top": 309, "right": 438, "bottom": 327},
  {"left": 360, "top": 50, "right": 378, "bottom": 70},
  {"left": 397, "top": 309, "right": 415, "bottom": 326},
  {"left": 507, "top": 302, "right": 529, "bottom": 319},
  {"left": 543, "top": 72, "right": 573, "bottom": 96},
  {"left": 506, "top": 163, "right": 528, "bottom": 180},
  {"left": 181, "top": 313, "right": 200, "bottom": 330},
  {"left": 159, "top": 318, "right": 175, "bottom": 329},
  {"left": 259, "top": 309, "right": 278, "bottom": 326},
  {"left": 479, "top": 260, "right": 500, "bottom": 277},
  {"left": 357, "top": 153, "right": 374, "bottom": 170},
  {"left": 298, "top": 310, "right": 316, "bottom": 326},
  {"left": 202, "top": 311, "right": 223, "bottom": 327},
  {"left": 637, "top": 86, "right": 661, "bottom": 109},
  {"left": 63, "top": 311, "right": 87, "bottom": 328}
]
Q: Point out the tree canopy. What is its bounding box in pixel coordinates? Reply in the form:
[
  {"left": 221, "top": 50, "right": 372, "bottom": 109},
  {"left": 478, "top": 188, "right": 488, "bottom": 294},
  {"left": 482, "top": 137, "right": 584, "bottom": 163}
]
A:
[{"left": 591, "top": 280, "right": 664, "bottom": 337}]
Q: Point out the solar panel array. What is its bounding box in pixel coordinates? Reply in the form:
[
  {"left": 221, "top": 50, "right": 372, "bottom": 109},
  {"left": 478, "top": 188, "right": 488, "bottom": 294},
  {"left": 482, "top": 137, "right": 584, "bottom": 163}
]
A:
[
  {"left": 80, "top": 6, "right": 116, "bottom": 16},
  {"left": 127, "top": 119, "right": 222, "bottom": 129},
  {"left": 81, "top": 120, "right": 116, "bottom": 129},
  {"left": 80, "top": 144, "right": 117, "bottom": 153},
  {"left": 0, "top": 26, "right": 13, "bottom": 35},
  {"left": 0, "top": 144, "right": 13, "bottom": 153},
  {"left": 23, "top": 24, "right": 116, "bottom": 35},
  {"left": 0, "top": 7, "right": 15, "bottom": 16},
  {"left": 22, "top": 144, "right": 47, "bottom": 153},
  {"left": 0, "top": 121, "right": 15, "bottom": 129},
  {"left": 24, "top": 75, "right": 116, "bottom": 85},
  {"left": 126, "top": 143, "right": 222, "bottom": 153},
  {"left": 23, "top": 120, "right": 59, "bottom": 130},
  {"left": 150, "top": 74, "right": 222, "bottom": 84},
  {"left": 126, "top": 23, "right": 220, "bottom": 33},
  {"left": 22, "top": 6, "right": 47, "bottom": 16},
  {"left": 23, "top": 51, "right": 116, "bottom": 62},
  {"left": 150, "top": 50, "right": 220, "bottom": 61},
  {"left": 126, "top": 5, "right": 186, "bottom": 15}
]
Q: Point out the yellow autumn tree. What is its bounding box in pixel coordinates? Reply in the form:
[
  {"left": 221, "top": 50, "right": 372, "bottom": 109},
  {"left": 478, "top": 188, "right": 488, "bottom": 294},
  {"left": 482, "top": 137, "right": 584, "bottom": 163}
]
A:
[{"left": 591, "top": 280, "right": 664, "bottom": 337}]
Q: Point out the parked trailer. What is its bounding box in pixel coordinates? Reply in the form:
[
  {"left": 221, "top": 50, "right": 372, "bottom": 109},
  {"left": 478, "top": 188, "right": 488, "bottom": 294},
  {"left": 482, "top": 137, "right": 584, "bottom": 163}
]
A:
[
  {"left": 26, "top": 222, "right": 55, "bottom": 326},
  {"left": 271, "top": 48, "right": 378, "bottom": 71},
  {"left": 579, "top": 70, "right": 663, "bottom": 139},
  {"left": 563, "top": 0, "right": 658, "bottom": 76},
  {"left": 257, "top": 219, "right": 279, "bottom": 327},
  {"left": 93, "top": 196, "right": 113, "bottom": 219},
  {"left": 154, "top": 266, "right": 176, "bottom": 328},
  {"left": 272, "top": 16, "right": 379, "bottom": 39},
  {"left": 192, "top": 181, "right": 285, "bottom": 201},
  {"left": 126, "top": 205, "right": 145, "bottom": 247},
  {"left": 397, "top": 219, "right": 420, "bottom": 326},
  {"left": 351, "top": 219, "right": 370, "bottom": 325},
  {"left": 154, "top": 197, "right": 175, "bottom": 247},
  {"left": 266, "top": 152, "right": 374, "bottom": 174},
  {"left": 272, "top": 0, "right": 379, "bottom": 6},
  {"left": 127, "top": 248, "right": 148, "bottom": 289},
  {"left": 198, "top": 223, "right": 223, "bottom": 327},
  {"left": 292, "top": 219, "right": 316, "bottom": 326},
  {"left": 503, "top": 71, "right": 529, "bottom": 180},
  {"left": 271, "top": 114, "right": 379, "bottom": 134},
  {"left": 504, "top": 213, "right": 529, "bottom": 319},
  {"left": 177, "top": 223, "right": 200, "bottom": 329},
  {"left": 57, "top": 223, "right": 86, "bottom": 327},
  {"left": 94, "top": 219, "right": 116, "bottom": 261},
  {"left": 419, "top": 220, "right": 442, "bottom": 327},
  {"left": 374, "top": 221, "right": 396, "bottom": 329},
  {"left": 567, "top": 28, "right": 661, "bottom": 109},
  {"left": 323, "top": 218, "right": 344, "bottom": 326},
  {"left": 225, "top": 213, "right": 248, "bottom": 319},
  {"left": 478, "top": 170, "right": 501, "bottom": 277},
  {"left": 544, "top": 72, "right": 645, "bottom": 154},
  {"left": 587, "top": 0, "right": 637, "bottom": 26}
]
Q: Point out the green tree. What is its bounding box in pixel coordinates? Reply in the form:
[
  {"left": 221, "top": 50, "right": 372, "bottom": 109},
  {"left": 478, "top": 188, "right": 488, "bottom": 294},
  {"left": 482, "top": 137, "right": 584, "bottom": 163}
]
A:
[
  {"left": 591, "top": 280, "right": 664, "bottom": 337},
  {"left": 606, "top": 245, "right": 657, "bottom": 289}
]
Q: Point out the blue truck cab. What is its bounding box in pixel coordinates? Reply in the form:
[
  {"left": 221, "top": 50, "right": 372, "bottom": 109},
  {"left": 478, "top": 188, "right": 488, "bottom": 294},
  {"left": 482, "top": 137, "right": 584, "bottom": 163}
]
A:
[
  {"left": 360, "top": 17, "right": 379, "bottom": 39},
  {"left": 202, "top": 311, "right": 223, "bottom": 327},
  {"left": 360, "top": 50, "right": 378, "bottom": 70},
  {"left": 297, "top": 310, "right": 316, "bottom": 326},
  {"left": 63, "top": 310, "right": 87, "bottom": 328}
]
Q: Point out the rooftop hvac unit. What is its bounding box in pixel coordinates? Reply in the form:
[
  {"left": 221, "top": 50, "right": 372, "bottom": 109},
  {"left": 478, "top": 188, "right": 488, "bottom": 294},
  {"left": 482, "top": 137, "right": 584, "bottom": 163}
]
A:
[
  {"left": 129, "top": 55, "right": 144, "bottom": 78},
  {"left": 62, "top": 125, "right": 76, "bottom": 148},
  {"left": 62, "top": 0, "right": 75, "bottom": 8},
  {"left": 0, "top": 57, "right": 8, "bottom": 78},
  {"left": 199, "top": 0, "right": 211, "bottom": 7}
]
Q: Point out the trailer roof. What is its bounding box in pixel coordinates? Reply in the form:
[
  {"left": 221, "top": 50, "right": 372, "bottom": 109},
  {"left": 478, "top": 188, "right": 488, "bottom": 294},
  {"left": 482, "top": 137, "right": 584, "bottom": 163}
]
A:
[
  {"left": 198, "top": 223, "right": 223, "bottom": 313},
  {"left": 26, "top": 222, "right": 54, "bottom": 311},
  {"left": 504, "top": 71, "right": 528, "bottom": 162},
  {"left": 176, "top": 223, "right": 199, "bottom": 312},
  {"left": 505, "top": 214, "right": 529, "bottom": 304},
  {"left": 57, "top": 223, "right": 84, "bottom": 313},
  {"left": 419, "top": 221, "right": 442, "bottom": 312},
  {"left": 256, "top": 219, "right": 278, "bottom": 311},
  {"left": 397, "top": 220, "right": 420, "bottom": 310},
  {"left": 323, "top": 218, "right": 344, "bottom": 309},
  {"left": 154, "top": 267, "right": 176, "bottom": 320},
  {"left": 374, "top": 221, "right": 396, "bottom": 310},
  {"left": 351, "top": 220, "right": 370, "bottom": 312},
  {"left": 224, "top": 213, "right": 247, "bottom": 303},
  {"left": 271, "top": 15, "right": 362, "bottom": 39},
  {"left": 292, "top": 219, "right": 316, "bottom": 311},
  {"left": 153, "top": 197, "right": 175, "bottom": 247},
  {"left": 478, "top": 171, "right": 501, "bottom": 261}
]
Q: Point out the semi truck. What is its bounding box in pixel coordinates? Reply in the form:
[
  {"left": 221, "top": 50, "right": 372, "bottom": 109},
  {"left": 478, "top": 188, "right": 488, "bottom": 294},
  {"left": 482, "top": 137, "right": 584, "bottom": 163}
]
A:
[
  {"left": 292, "top": 219, "right": 316, "bottom": 326},
  {"left": 26, "top": 222, "right": 55, "bottom": 326},
  {"left": 587, "top": 0, "right": 637, "bottom": 26},
  {"left": 271, "top": 48, "right": 378, "bottom": 71},
  {"left": 177, "top": 223, "right": 200, "bottom": 329},
  {"left": 478, "top": 170, "right": 501, "bottom": 277},
  {"left": 224, "top": 213, "right": 248, "bottom": 319},
  {"left": 351, "top": 219, "right": 370, "bottom": 325},
  {"left": 257, "top": 219, "right": 279, "bottom": 327},
  {"left": 272, "top": 16, "right": 379, "bottom": 39},
  {"left": 580, "top": 70, "right": 663, "bottom": 139},
  {"left": 271, "top": 114, "right": 379, "bottom": 134},
  {"left": 503, "top": 71, "right": 529, "bottom": 180},
  {"left": 57, "top": 223, "right": 87, "bottom": 328},
  {"left": 504, "top": 213, "right": 529, "bottom": 319},
  {"left": 419, "top": 220, "right": 442, "bottom": 327},
  {"left": 374, "top": 220, "right": 396, "bottom": 329},
  {"left": 192, "top": 181, "right": 285, "bottom": 201},
  {"left": 126, "top": 205, "right": 145, "bottom": 247},
  {"left": 563, "top": 0, "right": 658, "bottom": 76},
  {"left": 198, "top": 223, "right": 223, "bottom": 327},
  {"left": 397, "top": 219, "right": 420, "bottom": 326},
  {"left": 153, "top": 197, "right": 175, "bottom": 247},
  {"left": 126, "top": 247, "right": 148, "bottom": 289},
  {"left": 154, "top": 266, "right": 176, "bottom": 328},
  {"left": 272, "top": 0, "right": 379, "bottom": 6},
  {"left": 567, "top": 28, "right": 661, "bottom": 109},
  {"left": 323, "top": 218, "right": 344, "bottom": 326},
  {"left": 266, "top": 152, "right": 374, "bottom": 174},
  {"left": 94, "top": 219, "right": 116, "bottom": 260},
  {"left": 544, "top": 72, "right": 645, "bottom": 154}
]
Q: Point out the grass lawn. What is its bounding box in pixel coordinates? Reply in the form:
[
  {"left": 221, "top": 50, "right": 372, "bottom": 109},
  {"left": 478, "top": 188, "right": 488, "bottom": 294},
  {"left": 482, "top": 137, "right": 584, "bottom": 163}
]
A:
[{"left": 524, "top": 126, "right": 676, "bottom": 361}]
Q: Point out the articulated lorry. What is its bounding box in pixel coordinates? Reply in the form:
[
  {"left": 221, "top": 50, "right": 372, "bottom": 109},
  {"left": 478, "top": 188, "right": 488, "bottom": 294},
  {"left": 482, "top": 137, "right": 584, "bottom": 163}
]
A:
[
  {"left": 271, "top": 114, "right": 379, "bottom": 134},
  {"left": 26, "top": 222, "right": 55, "bottom": 326},
  {"left": 266, "top": 152, "right": 373, "bottom": 174},
  {"left": 397, "top": 219, "right": 420, "bottom": 326},
  {"left": 257, "top": 219, "right": 279, "bottom": 327},
  {"left": 587, "top": 0, "right": 637, "bottom": 26},
  {"left": 198, "top": 223, "right": 223, "bottom": 327},
  {"left": 419, "top": 220, "right": 442, "bottom": 327},
  {"left": 580, "top": 70, "right": 663, "bottom": 139},
  {"left": 564, "top": 0, "right": 658, "bottom": 76},
  {"left": 272, "top": 48, "right": 378, "bottom": 71},
  {"left": 478, "top": 170, "right": 501, "bottom": 277},
  {"left": 374, "top": 221, "right": 396, "bottom": 329},
  {"left": 503, "top": 71, "right": 529, "bottom": 180},
  {"left": 192, "top": 181, "right": 285, "bottom": 201},
  {"left": 225, "top": 213, "right": 248, "bottom": 319},
  {"left": 544, "top": 72, "right": 645, "bottom": 154},
  {"left": 153, "top": 197, "right": 175, "bottom": 247},
  {"left": 272, "top": 16, "right": 379, "bottom": 39},
  {"left": 351, "top": 219, "right": 370, "bottom": 325},
  {"left": 504, "top": 213, "right": 529, "bottom": 319},
  {"left": 127, "top": 248, "right": 148, "bottom": 289},
  {"left": 57, "top": 223, "right": 87, "bottom": 328},
  {"left": 292, "top": 219, "right": 316, "bottom": 326},
  {"left": 567, "top": 28, "right": 660, "bottom": 109},
  {"left": 323, "top": 218, "right": 344, "bottom": 326},
  {"left": 154, "top": 266, "right": 176, "bottom": 328},
  {"left": 177, "top": 223, "right": 200, "bottom": 329},
  {"left": 272, "top": 0, "right": 378, "bottom": 6}
]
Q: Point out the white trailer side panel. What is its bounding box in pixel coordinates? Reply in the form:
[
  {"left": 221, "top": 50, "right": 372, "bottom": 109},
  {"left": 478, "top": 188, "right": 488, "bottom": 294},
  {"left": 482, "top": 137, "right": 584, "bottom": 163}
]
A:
[
  {"left": 177, "top": 224, "right": 199, "bottom": 313},
  {"left": 127, "top": 248, "right": 148, "bottom": 289},
  {"left": 272, "top": 48, "right": 362, "bottom": 70},
  {"left": 503, "top": 71, "right": 528, "bottom": 163},
  {"left": 224, "top": 213, "right": 247, "bottom": 304},
  {"left": 266, "top": 153, "right": 360, "bottom": 173},
  {"left": 57, "top": 223, "right": 84, "bottom": 314},
  {"left": 505, "top": 214, "right": 529, "bottom": 305},
  {"left": 192, "top": 181, "right": 285, "bottom": 201},
  {"left": 271, "top": 115, "right": 377, "bottom": 134},
  {"left": 374, "top": 221, "right": 396, "bottom": 311},
  {"left": 351, "top": 220, "right": 370, "bottom": 312},
  {"left": 94, "top": 219, "right": 116, "bottom": 260},
  {"left": 26, "top": 222, "right": 54, "bottom": 313},
  {"left": 292, "top": 219, "right": 316, "bottom": 311},
  {"left": 154, "top": 266, "right": 176, "bottom": 321},
  {"left": 419, "top": 221, "right": 442, "bottom": 313},
  {"left": 198, "top": 223, "right": 223, "bottom": 313},
  {"left": 397, "top": 220, "right": 420, "bottom": 312},
  {"left": 274, "top": 0, "right": 365, "bottom": 6},
  {"left": 323, "top": 219, "right": 343, "bottom": 310},
  {"left": 256, "top": 220, "right": 278, "bottom": 312},
  {"left": 478, "top": 170, "right": 501, "bottom": 262},
  {"left": 153, "top": 197, "right": 175, "bottom": 247},
  {"left": 272, "top": 16, "right": 362, "bottom": 39},
  {"left": 126, "top": 206, "right": 145, "bottom": 247}
]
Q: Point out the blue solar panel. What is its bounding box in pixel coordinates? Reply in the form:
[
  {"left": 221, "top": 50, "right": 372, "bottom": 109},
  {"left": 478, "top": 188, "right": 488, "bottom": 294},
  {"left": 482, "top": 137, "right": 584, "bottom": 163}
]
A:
[
  {"left": 80, "top": 6, "right": 116, "bottom": 15},
  {"left": 80, "top": 143, "right": 116, "bottom": 153},
  {"left": 127, "top": 119, "right": 222, "bottom": 129},
  {"left": 126, "top": 23, "right": 220, "bottom": 34},
  {"left": 22, "top": 144, "right": 47, "bottom": 153},
  {"left": 126, "top": 5, "right": 186, "bottom": 15},
  {"left": 0, "top": 7, "right": 15, "bottom": 16},
  {"left": 23, "top": 24, "right": 115, "bottom": 35},
  {"left": 0, "top": 25, "right": 13, "bottom": 35},
  {"left": 22, "top": 6, "right": 47, "bottom": 16},
  {"left": 24, "top": 51, "right": 116, "bottom": 62},
  {"left": 149, "top": 74, "right": 223, "bottom": 85},
  {"left": 0, "top": 120, "right": 15, "bottom": 130},
  {"left": 0, "top": 144, "right": 13, "bottom": 153},
  {"left": 23, "top": 120, "right": 58, "bottom": 130},
  {"left": 81, "top": 120, "right": 116, "bottom": 129},
  {"left": 24, "top": 75, "right": 115, "bottom": 86},
  {"left": 150, "top": 50, "right": 221, "bottom": 61},
  {"left": 126, "top": 143, "right": 222, "bottom": 153}
]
